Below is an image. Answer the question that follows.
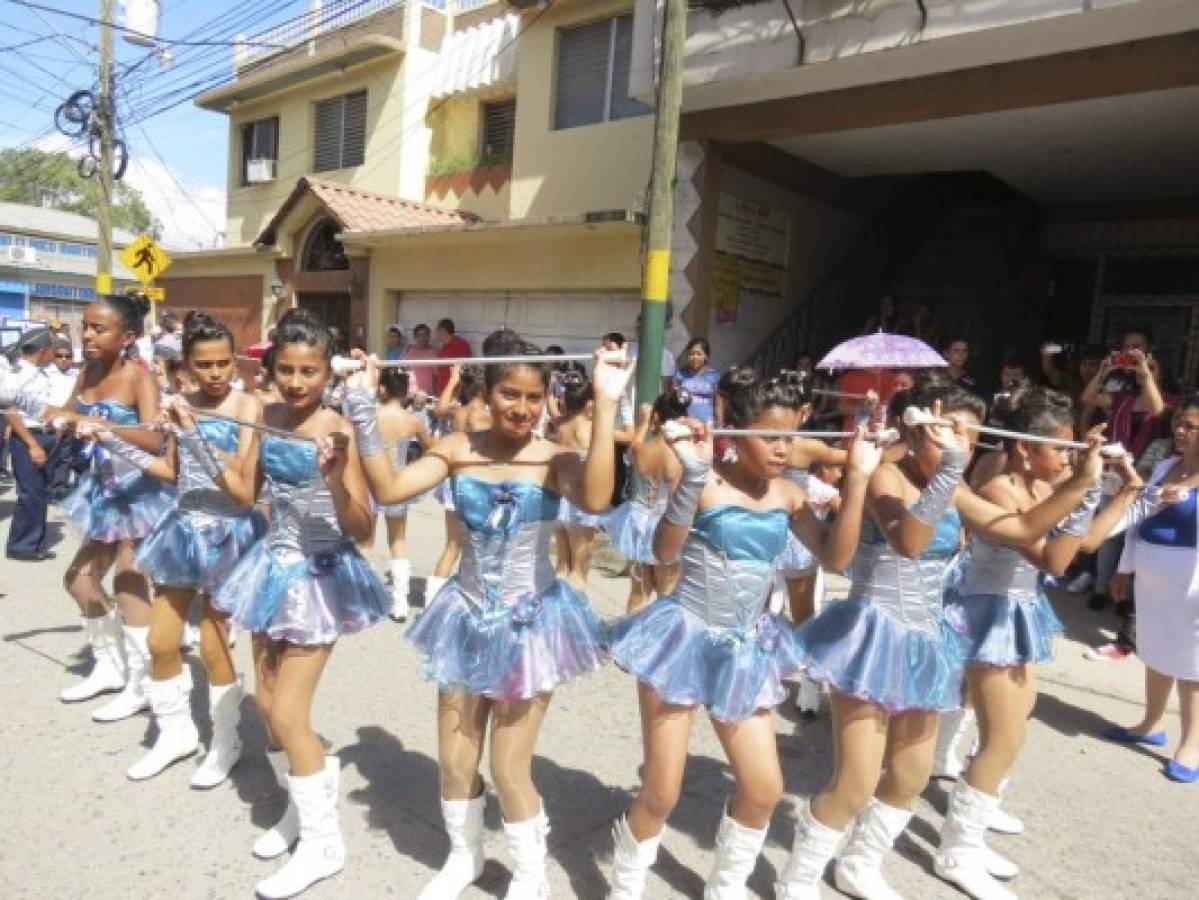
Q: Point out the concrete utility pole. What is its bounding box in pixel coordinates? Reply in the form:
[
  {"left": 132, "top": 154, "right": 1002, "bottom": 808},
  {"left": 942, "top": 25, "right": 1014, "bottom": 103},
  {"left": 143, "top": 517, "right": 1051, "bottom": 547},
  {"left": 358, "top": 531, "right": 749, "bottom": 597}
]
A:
[
  {"left": 96, "top": 0, "right": 115, "bottom": 297},
  {"left": 634, "top": 0, "right": 686, "bottom": 405}
]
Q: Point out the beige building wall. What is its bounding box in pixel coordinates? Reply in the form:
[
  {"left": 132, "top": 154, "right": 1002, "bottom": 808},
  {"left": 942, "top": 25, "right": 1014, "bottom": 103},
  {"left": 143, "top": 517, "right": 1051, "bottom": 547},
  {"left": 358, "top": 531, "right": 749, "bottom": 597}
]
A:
[
  {"left": 162, "top": 249, "right": 281, "bottom": 336},
  {"left": 510, "top": 0, "right": 654, "bottom": 220}
]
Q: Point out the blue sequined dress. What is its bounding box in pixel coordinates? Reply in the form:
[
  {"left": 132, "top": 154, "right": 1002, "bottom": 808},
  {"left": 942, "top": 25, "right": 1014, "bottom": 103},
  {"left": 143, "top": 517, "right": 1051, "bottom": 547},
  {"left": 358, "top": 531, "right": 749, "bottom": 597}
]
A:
[
  {"left": 407, "top": 476, "right": 607, "bottom": 700},
  {"left": 607, "top": 505, "right": 805, "bottom": 721},
  {"left": 603, "top": 474, "right": 669, "bottom": 564},
  {"left": 61, "top": 399, "right": 175, "bottom": 542},
  {"left": 211, "top": 437, "right": 389, "bottom": 644},
  {"left": 134, "top": 419, "right": 266, "bottom": 592},
  {"left": 794, "top": 510, "right": 967, "bottom": 712},
  {"left": 943, "top": 534, "right": 1063, "bottom": 667}
]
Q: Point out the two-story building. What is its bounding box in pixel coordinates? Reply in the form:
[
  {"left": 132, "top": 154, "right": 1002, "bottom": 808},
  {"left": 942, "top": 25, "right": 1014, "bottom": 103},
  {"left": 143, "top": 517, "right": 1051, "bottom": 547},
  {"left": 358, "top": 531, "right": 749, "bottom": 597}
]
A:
[
  {"left": 629, "top": 0, "right": 1199, "bottom": 385},
  {"left": 163, "top": 0, "right": 658, "bottom": 356}
]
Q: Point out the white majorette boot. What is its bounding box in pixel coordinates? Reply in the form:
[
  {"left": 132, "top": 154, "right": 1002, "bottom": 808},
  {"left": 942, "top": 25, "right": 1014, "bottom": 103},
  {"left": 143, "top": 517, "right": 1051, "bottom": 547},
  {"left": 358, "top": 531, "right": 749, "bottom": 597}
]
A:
[
  {"left": 190, "top": 679, "right": 244, "bottom": 789},
  {"left": 253, "top": 750, "right": 301, "bottom": 860},
  {"left": 426, "top": 575, "right": 448, "bottom": 604},
  {"left": 92, "top": 625, "right": 151, "bottom": 722},
  {"left": 60, "top": 611, "right": 127, "bottom": 703},
  {"left": 502, "top": 805, "right": 551, "bottom": 900},
  {"left": 704, "top": 810, "right": 767, "bottom": 900},
  {"left": 934, "top": 781, "right": 1017, "bottom": 900},
  {"left": 986, "top": 778, "right": 1024, "bottom": 836},
  {"left": 607, "top": 815, "right": 661, "bottom": 900},
  {"left": 256, "top": 757, "right": 345, "bottom": 899},
  {"left": 390, "top": 559, "right": 411, "bottom": 622},
  {"left": 775, "top": 799, "right": 846, "bottom": 900},
  {"left": 417, "top": 793, "right": 486, "bottom": 900},
  {"left": 126, "top": 673, "right": 200, "bottom": 780},
  {"left": 932, "top": 708, "right": 975, "bottom": 780},
  {"left": 834, "top": 798, "right": 912, "bottom": 900}
]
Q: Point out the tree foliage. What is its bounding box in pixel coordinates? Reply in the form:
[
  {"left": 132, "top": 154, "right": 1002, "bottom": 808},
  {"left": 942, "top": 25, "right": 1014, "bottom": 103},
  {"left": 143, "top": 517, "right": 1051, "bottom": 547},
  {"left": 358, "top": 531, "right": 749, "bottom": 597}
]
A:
[{"left": 0, "top": 148, "right": 160, "bottom": 237}]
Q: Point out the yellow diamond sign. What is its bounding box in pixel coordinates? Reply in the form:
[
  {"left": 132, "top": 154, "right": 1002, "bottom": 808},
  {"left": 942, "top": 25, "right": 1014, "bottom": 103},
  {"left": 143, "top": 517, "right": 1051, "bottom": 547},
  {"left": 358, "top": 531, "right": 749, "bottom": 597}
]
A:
[{"left": 120, "top": 234, "right": 173, "bottom": 285}]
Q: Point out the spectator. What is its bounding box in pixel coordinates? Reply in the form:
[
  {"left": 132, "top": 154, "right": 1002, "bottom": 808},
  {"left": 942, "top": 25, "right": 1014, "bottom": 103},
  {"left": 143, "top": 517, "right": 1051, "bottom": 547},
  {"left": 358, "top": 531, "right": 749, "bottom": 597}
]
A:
[
  {"left": 1080, "top": 328, "right": 1167, "bottom": 458},
  {"left": 3, "top": 328, "right": 58, "bottom": 560},
  {"left": 45, "top": 339, "right": 77, "bottom": 407},
  {"left": 942, "top": 337, "right": 979, "bottom": 394},
  {"left": 157, "top": 311, "right": 182, "bottom": 353},
  {"left": 384, "top": 324, "right": 406, "bottom": 361},
  {"left": 401, "top": 323, "right": 438, "bottom": 396},
  {"left": 434, "top": 318, "right": 472, "bottom": 394},
  {"left": 838, "top": 367, "right": 894, "bottom": 432},
  {"left": 862, "top": 293, "right": 898, "bottom": 334},
  {"left": 1041, "top": 342, "right": 1107, "bottom": 429},
  {"left": 672, "top": 337, "right": 721, "bottom": 424}
]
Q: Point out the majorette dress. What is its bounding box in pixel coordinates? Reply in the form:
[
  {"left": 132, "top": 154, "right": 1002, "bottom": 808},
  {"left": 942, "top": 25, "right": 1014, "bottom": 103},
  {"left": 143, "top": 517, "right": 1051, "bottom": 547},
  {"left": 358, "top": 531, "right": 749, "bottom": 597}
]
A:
[
  {"left": 603, "top": 474, "right": 669, "bottom": 564},
  {"left": 1118, "top": 460, "right": 1199, "bottom": 680},
  {"left": 133, "top": 419, "right": 266, "bottom": 593},
  {"left": 794, "top": 510, "right": 967, "bottom": 712},
  {"left": 378, "top": 436, "right": 415, "bottom": 518},
  {"left": 558, "top": 450, "right": 605, "bottom": 529},
  {"left": 211, "top": 437, "right": 389, "bottom": 645},
  {"left": 776, "top": 467, "right": 841, "bottom": 577},
  {"left": 607, "top": 504, "right": 805, "bottom": 722},
  {"left": 943, "top": 534, "right": 1063, "bottom": 667},
  {"left": 62, "top": 399, "right": 175, "bottom": 542},
  {"left": 407, "top": 476, "right": 608, "bottom": 700}
]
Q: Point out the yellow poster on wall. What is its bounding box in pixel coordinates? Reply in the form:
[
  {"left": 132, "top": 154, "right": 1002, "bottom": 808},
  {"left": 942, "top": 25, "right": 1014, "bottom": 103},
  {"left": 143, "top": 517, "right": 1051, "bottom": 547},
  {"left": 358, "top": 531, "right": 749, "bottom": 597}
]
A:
[{"left": 713, "top": 194, "right": 790, "bottom": 323}]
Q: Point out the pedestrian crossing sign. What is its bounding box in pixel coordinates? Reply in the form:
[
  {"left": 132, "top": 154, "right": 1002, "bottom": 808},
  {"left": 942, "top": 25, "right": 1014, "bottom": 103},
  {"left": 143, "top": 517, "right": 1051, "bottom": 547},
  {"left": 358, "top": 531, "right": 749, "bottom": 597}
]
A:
[{"left": 120, "top": 234, "right": 173, "bottom": 285}]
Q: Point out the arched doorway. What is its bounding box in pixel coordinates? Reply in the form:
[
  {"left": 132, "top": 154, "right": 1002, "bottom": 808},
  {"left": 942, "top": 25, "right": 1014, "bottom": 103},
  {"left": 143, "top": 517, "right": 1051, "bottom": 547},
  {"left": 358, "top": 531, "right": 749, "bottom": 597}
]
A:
[{"left": 296, "top": 218, "right": 352, "bottom": 352}]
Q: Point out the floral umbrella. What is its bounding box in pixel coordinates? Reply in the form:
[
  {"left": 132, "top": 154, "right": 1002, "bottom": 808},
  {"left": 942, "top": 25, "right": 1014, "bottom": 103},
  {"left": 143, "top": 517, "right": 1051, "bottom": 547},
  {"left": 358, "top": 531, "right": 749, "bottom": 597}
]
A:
[{"left": 817, "top": 331, "right": 948, "bottom": 371}]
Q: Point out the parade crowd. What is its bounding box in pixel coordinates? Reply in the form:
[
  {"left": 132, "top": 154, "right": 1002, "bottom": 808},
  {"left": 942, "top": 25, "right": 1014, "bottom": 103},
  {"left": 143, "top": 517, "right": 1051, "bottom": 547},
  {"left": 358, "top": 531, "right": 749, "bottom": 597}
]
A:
[{"left": 1, "top": 293, "right": 1197, "bottom": 900}]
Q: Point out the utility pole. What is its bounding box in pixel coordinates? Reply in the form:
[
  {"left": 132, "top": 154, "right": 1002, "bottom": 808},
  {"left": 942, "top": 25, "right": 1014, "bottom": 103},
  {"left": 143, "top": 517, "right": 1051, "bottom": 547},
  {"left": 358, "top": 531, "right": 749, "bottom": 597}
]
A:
[
  {"left": 95, "top": 0, "right": 115, "bottom": 297},
  {"left": 634, "top": 0, "right": 687, "bottom": 406}
]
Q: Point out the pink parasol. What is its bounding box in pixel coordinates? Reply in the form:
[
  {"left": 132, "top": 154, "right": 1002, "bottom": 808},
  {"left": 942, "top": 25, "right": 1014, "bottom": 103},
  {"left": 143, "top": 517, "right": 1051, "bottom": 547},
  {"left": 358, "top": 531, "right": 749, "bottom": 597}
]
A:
[{"left": 817, "top": 331, "right": 947, "bottom": 371}]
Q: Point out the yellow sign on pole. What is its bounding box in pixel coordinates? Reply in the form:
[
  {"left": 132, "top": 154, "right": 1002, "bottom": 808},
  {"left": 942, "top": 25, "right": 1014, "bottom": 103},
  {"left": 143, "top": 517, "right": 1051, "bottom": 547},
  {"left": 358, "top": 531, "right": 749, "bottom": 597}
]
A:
[
  {"left": 144, "top": 286, "right": 165, "bottom": 302},
  {"left": 120, "top": 234, "right": 173, "bottom": 285},
  {"left": 95, "top": 272, "right": 113, "bottom": 295}
]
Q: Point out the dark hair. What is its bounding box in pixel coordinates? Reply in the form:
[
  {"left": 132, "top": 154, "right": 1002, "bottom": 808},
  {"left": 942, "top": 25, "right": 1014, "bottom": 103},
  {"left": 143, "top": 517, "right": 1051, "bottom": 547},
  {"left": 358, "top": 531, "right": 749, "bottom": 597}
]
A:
[
  {"left": 480, "top": 328, "right": 548, "bottom": 391},
  {"left": 910, "top": 372, "right": 986, "bottom": 423},
  {"left": 683, "top": 337, "right": 711, "bottom": 359},
  {"left": 182, "top": 309, "right": 234, "bottom": 358},
  {"left": 97, "top": 292, "right": 151, "bottom": 337},
  {"left": 1175, "top": 393, "right": 1199, "bottom": 416},
  {"left": 272, "top": 307, "right": 334, "bottom": 362},
  {"left": 456, "top": 365, "right": 485, "bottom": 404},
  {"left": 721, "top": 366, "right": 803, "bottom": 428},
  {"left": 259, "top": 346, "right": 275, "bottom": 383},
  {"left": 379, "top": 366, "right": 410, "bottom": 400},
  {"left": 653, "top": 385, "right": 691, "bottom": 423},
  {"left": 603, "top": 332, "right": 626, "bottom": 348},
  {"left": 436, "top": 318, "right": 455, "bottom": 334},
  {"left": 991, "top": 384, "right": 1073, "bottom": 439},
  {"left": 773, "top": 368, "right": 813, "bottom": 407},
  {"left": 414, "top": 323, "right": 430, "bottom": 336},
  {"left": 561, "top": 370, "right": 592, "bottom": 416},
  {"left": 159, "top": 310, "right": 179, "bottom": 332}
]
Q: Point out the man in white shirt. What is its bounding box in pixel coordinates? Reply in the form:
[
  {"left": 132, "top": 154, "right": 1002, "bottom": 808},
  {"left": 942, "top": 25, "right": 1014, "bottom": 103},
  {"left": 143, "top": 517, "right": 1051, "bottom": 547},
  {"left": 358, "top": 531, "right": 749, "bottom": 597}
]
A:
[
  {"left": 3, "top": 328, "right": 59, "bottom": 560},
  {"left": 45, "top": 339, "right": 79, "bottom": 500}
]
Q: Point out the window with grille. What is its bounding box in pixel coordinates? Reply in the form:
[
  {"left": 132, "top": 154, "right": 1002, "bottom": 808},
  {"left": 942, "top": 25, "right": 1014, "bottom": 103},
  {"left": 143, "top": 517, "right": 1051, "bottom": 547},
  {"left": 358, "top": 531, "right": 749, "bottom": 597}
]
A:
[
  {"left": 313, "top": 91, "right": 367, "bottom": 172},
  {"left": 240, "top": 117, "right": 279, "bottom": 185},
  {"left": 554, "top": 15, "right": 651, "bottom": 130},
  {"left": 481, "top": 100, "right": 516, "bottom": 164}
]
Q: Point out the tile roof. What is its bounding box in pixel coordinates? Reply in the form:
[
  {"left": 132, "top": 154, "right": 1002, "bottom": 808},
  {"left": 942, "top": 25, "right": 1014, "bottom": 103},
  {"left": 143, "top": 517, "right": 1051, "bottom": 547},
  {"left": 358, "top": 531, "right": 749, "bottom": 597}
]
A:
[{"left": 255, "top": 177, "right": 478, "bottom": 246}]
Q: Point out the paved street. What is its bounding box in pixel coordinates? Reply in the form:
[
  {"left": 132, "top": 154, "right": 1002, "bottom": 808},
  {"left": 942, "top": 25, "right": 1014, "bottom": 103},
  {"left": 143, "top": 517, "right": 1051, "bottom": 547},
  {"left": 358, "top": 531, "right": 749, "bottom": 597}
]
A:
[{"left": 0, "top": 492, "right": 1193, "bottom": 899}]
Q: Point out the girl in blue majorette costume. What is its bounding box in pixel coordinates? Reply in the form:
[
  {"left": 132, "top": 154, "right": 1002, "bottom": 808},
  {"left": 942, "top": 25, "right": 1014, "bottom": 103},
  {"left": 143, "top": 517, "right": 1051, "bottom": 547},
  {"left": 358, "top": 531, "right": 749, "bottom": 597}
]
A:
[
  {"left": 554, "top": 370, "right": 608, "bottom": 587},
  {"left": 208, "top": 308, "right": 389, "bottom": 900},
  {"left": 603, "top": 386, "right": 690, "bottom": 612},
  {"left": 48, "top": 293, "right": 175, "bottom": 720},
  {"left": 931, "top": 385, "right": 1140, "bottom": 900},
  {"left": 79, "top": 311, "right": 267, "bottom": 788},
  {"left": 775, "top": 379, "right": 1103, "bottom": 900},
  {"left": 604, "top": 367, "right": 883, "bottom": 899},
  {"left": 344, "top": 329, "right": 633, "bottom": 900}
]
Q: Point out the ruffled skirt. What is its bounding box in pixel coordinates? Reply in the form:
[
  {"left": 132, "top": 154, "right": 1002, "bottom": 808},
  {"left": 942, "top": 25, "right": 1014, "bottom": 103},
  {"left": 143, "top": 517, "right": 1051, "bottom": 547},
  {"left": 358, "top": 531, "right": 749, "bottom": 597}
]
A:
[
  {"left": 406, "top": 579, "right": 606, "bottom": 701},
  {"left": 777, "top": 532, "right": 817, "bottom": 577},
  {"left": 559, "top": 499, "right": 604, "bottom": 530},
  {"left": 211, "top": 541, "right": 389, "bottom": 645},
  {"left": 943, "top": 588, "right": 1063, "bottom": 667},
  {"left": 608, "top": 598, "right": 805, "bottom": 722},
  {"left": 62, "top": 470, "right": 175, "bottom": 542},
  {"left": 604, "top": 501, "right": 661, "bottom": 564},
  {"left": 793, "top": 599, "right": 967, "bottom": 713},
  {"left": 134, "top": 508, "right": 266, "bottom": 592}
]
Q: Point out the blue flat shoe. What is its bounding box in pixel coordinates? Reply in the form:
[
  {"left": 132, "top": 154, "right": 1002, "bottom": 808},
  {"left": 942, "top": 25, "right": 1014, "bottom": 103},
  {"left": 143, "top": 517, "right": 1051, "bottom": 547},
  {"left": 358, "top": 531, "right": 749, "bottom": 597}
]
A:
[
  {"left": 1102, "top": 725, "right": 1167, "bottom": 746},
  {"left": 1165, "top": 760, "right": 1199, "bottom": 783}
]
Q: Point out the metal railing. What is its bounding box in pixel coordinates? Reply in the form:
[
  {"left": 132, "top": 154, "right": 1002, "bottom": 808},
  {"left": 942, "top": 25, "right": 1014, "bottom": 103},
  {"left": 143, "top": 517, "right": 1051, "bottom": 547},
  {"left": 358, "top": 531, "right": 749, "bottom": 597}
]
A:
[
  {"left": 238, "top": 0, "right": 409, "bottom": 69},
  {"left": 456, "top": 0, "right": 498, "bottom": 11}
]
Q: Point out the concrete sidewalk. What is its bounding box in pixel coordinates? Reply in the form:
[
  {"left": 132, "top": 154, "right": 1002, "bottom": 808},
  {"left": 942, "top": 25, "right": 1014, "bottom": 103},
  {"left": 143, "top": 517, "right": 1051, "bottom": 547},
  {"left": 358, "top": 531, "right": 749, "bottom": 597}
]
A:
[{"left": 0, "top": 492, "right": 1193, "bottom": 899}]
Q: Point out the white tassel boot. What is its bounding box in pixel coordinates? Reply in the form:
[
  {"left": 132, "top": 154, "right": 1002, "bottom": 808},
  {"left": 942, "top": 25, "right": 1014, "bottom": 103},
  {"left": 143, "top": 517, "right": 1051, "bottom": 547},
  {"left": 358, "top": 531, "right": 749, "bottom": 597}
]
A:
[
  {"left": 256, "top": 757, "right": 345, "bottom": 899},
  {"left": 390, "top": 559, "right": 411, "bottom": 622},
  {"left": 417, "top": 793, "right": 486, "bottom": 900},
  {"left": 834, "top": 799, "right": 912, "bottom": 900},
  {"left": 60, "top": 611, "right": 126, "bottom": 702},
  {"left": 775, "top": 800, "right": 846, "bottom": 900},
  {"left": 92, "top": 625, "right": 151, "bottom": 722},
  {"left": 190, "top": 680, "right": 244, "bottom": 789},
  {"left": 503, "top": 806, "right": 551, "bottom": 900},
  {"left": 986, "top": 778, "right": 1024, "bottom": 836},
  {"left": 932, "top": 708, "right": 975, "bottom": 779},
  {"left": 607, "top": 815, "right": 661, "bottom": 900},
  {"left": 126, "top": 673, "right": 200, "bottom": 780},
  {"left": 253, "top": 750, "right": 300, "bottom": 860},
  {"left": 704, "top": 810, "right": 767, "bottom": 900},
  {"left": 934, "top": 782, "right": 1017, "bottom": 900}
]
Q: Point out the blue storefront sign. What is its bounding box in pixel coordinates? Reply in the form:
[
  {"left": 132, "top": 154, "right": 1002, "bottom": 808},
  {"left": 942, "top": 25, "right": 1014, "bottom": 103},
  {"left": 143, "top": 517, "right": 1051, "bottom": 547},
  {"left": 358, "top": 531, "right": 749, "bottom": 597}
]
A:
[{"left": 0, "top": 278, "right": 29, "bottom": 318}]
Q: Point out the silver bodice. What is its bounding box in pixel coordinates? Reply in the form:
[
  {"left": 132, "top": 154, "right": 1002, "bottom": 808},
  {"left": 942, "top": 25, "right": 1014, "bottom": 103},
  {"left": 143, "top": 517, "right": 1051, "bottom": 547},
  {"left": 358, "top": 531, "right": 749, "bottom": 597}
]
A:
[
  {"left": 631, "top": 474, "right": 669, "bottom": 513},
  {"left": 177, "top": 440, "right": 244, "bottom": 517},
  {"left": 456, "top": 521, "right": 557, "bottom": 611},
  {"left": 959, "top": 537, "right": 1039, "bottom": 601},
  {"left": 673, "top": 536, "right": 775, "bottom": 629}
]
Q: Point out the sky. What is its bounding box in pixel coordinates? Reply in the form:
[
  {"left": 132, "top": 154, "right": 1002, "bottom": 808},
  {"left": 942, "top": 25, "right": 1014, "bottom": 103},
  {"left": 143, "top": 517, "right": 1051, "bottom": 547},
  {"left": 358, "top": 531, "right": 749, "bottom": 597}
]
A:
[{"left": 0, "top": 0, "right": 311, "bottom": 249}]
